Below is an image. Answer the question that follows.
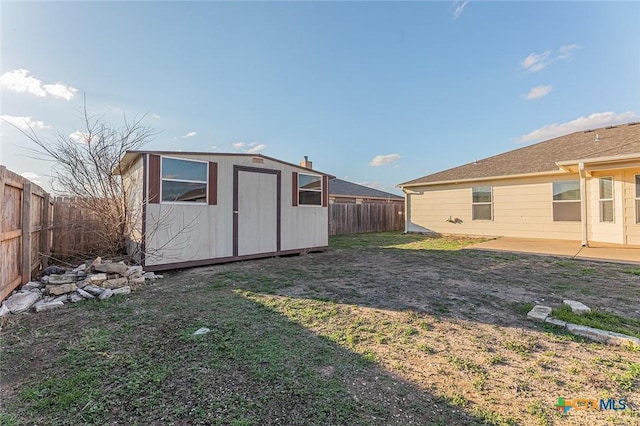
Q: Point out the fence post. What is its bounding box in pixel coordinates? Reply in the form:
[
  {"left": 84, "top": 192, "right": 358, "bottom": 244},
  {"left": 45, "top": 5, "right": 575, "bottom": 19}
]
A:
[
  {"left": 21, "top": 182, "right": 32, "bottom": 284},
  {"left": 40, "top": 193, "right": 51, "bottom": 269}
]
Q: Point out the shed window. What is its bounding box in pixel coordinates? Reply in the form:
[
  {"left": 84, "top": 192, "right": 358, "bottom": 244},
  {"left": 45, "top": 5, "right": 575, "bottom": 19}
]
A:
[
  {"left": 472, "top": 186, "right": 492, "bottom": 220},
  {"left": 552, "top": 180, "right": 581, "bottom": 221},
  {"left": 161, "top": 157, "right": 208, "bottom": 203},
  {"left": 635, "top": 175, "right": 640, "bottom": 223},
  {"left": 599, "top": 177, "right": 614, "bottom": 222},
  {"left": 298, "top": 173, "right": 322, "bottom": 206}
]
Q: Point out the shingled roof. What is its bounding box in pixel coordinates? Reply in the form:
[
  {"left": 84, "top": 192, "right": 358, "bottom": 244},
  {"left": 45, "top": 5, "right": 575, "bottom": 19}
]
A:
[
  {"left": 400, "top": 122, "right": 640, "bottom": 187},
  {"left": 329, "top": 178, "right": 403, "bottom": 200}
]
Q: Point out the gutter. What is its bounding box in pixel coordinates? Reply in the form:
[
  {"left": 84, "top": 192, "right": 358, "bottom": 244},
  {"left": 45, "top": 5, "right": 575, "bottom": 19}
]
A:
[{"left": 579, "top": 162, "right": 588, "bottom": 247}]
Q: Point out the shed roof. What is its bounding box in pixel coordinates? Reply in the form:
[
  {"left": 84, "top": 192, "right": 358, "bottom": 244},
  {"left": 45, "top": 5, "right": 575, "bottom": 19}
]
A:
[
  {"left": 114, "top": 150, "right": 334, "bottom": 177},
  {"left": 400, "top": 122, "right": 640, "bottom": 187},
  {"left": 329, "top": 178, "right": 403, "bottom": 200}
]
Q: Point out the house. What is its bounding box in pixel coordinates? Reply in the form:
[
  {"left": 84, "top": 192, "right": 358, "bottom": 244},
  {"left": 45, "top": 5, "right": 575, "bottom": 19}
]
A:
[
  {"left": 115, "top": 151, "right": 332, "bottom": 271},
  {"left": 329, "top": 178, "right": 404, "bottom": 205},
  {"left": 398, "top": 122, "right": 640, "bottom": 246}
]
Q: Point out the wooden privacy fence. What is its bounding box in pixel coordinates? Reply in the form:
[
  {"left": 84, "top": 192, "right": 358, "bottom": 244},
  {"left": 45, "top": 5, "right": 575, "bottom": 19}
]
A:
[
  {"left": 329, "top": 203, "right": 404, "bottom": 235},
  {"left": 52, "top": 197, "right": 108, "bottom": 257},
  {"left": 0, "top": 166, "right": 53, "bottom": 301}
]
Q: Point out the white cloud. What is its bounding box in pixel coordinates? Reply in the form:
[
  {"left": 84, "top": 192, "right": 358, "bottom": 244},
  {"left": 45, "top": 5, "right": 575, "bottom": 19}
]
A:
[
  {"left": 521, "top": 45, "right": 578, "bottom": 73},
  {"left": 232, "top": 142, "right": 246, "bottom": 149},
  {"left": 42, "top": 82, "right": 78, "bottom": 101},
  {"left": 70, "top": 131, "right": 94, "bottom": 143},
  {"left": 182, "top": 131, "right": 197, "bottom": 138},
  {"left": 247, "top": 143, "right": 266, "bottom": 154},
  {"left": 453, "top": 0, "right": 469, "bottom": 19},
  {"left": 0, "top": 69, "right": 77, "bottom": 100},
  {"left": 516, "top": 111, "right": 640, "bottom": 143},
  {"left": 369, "top": 153, "right": 401, "bottom": 167},
  {"left": 524, "top": 85, "right": 552, "bottom": 100},
  {"left": 151, "top": 113, "right": 161, "bottom": 119},
  {"left": 20, "top": 172, "right": 43, "bottom": 185},
  {"left": 1, "top": 115, "right": 49, "bottom": 129}
]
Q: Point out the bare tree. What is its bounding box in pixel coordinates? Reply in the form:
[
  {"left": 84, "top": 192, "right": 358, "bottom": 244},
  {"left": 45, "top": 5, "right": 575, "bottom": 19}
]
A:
[{"left": 6, "top": 100, "right": 157, "bottom": 258}]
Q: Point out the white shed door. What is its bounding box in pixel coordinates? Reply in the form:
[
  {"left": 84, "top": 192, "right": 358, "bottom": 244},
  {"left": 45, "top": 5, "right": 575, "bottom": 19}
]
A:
[{"left": 236, "top": 170, "right": 278, "bottom": 256}]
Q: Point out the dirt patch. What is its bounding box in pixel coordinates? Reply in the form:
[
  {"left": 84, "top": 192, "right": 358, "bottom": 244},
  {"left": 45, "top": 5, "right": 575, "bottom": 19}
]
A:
[{"left": 1, "top": 234, "right": 639, "bottom": 425}]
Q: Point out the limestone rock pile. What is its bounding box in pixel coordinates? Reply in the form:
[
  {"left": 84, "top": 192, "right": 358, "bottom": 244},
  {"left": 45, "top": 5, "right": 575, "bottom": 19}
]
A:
[{"left": 0, "top": 258, "right": 162, "bottom": 316}]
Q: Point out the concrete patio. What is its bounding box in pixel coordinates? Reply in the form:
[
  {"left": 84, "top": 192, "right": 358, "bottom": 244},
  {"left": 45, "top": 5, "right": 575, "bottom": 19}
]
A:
[{"left": 466, "top": 237, "right": 640, "bottom": 265}]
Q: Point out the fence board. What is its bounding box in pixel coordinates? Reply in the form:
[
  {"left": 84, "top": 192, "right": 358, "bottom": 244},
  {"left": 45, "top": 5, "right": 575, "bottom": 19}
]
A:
[
  {"left": 51, "top": 196, "right": 107, "bottom": 257},
  {"left": 0, "top": 166, "right": 53, "bottom": 301},
  {"left": 329, "top": 203, "right": 404, "bottom": 235}
]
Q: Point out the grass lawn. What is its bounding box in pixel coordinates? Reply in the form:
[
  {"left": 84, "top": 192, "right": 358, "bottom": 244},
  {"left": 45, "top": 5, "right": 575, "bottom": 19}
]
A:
[{"left": 1, "top": 232, "right": 639, "bottom": 425}]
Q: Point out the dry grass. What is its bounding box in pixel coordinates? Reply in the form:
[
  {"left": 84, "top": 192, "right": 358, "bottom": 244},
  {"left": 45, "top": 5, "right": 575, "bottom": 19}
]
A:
[{"left": 1, "top": 232, "right": 639, "bottom": 425}]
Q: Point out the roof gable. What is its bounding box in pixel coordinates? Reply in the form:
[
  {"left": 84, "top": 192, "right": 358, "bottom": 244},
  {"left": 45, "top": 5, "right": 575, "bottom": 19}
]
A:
[{"left": 400, "top": 122, "right": 640, "bottom": 186}]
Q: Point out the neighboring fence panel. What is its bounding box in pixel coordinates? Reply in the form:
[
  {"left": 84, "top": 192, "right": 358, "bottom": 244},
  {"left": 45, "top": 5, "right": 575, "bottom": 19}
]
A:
[
  {"left": 52, "top": 197, "right": 105, "bottom": 257},
  {"left": 0, "top": 166, "right": 52, "bottom": 301},
  {"left": 329, "top": 203, "right": 404, "bottom": 235}
]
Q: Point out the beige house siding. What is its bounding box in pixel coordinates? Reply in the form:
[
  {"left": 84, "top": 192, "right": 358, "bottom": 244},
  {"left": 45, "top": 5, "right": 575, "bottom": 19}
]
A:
[
  {"left": 135, "top": 153, "right": 328, "bottom": 268},
  {"left": 624, "top": 169, "right": 640, "bottom": 245},
  {"left": 406, "top": 174, "right": 582, "bottom": 240}
]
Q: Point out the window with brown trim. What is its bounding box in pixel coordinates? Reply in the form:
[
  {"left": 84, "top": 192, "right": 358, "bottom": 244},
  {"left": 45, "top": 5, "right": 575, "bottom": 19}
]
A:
[
  {"left": 161, "top": 157, "right": 208, "bottom": 203},
  {"left": 298, "top": 173, "right": 322, "bottom": 206}
]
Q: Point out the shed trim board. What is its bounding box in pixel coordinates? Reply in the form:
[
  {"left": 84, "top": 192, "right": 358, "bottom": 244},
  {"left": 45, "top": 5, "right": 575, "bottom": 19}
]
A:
[{"left": 118, "top": 151, "right": 330, "bottom": 271}]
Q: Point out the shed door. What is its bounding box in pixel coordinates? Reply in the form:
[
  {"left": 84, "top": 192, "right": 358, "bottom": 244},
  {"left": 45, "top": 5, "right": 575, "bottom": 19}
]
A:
[{"left": 233, "top": 166, "right": 281, "bottom": 256}]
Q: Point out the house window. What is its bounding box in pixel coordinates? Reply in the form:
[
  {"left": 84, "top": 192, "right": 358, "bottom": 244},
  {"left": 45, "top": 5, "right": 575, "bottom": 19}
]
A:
[
  {"left": 599, "top": 177, "right": 614, "bottom": 222},
  {"left": 552, "top": 180, "right": 581, "bottom": 221},
  {"left": 472, "top": 186, "right": 492, "bottom": 220},
  {"left": 298, "top": 173, "right": 322, "bottom": 205},
  {"left": 161, "top": 157, "right": 208, "bottom": 203},
  {"left": 636, "top": 175, "right": 640, "bottom": 223}
]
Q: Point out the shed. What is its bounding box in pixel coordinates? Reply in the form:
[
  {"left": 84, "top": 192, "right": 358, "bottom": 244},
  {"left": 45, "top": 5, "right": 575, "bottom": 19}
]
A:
[{"left": 115, "top": 151, "right": 332, "bottom": 271}]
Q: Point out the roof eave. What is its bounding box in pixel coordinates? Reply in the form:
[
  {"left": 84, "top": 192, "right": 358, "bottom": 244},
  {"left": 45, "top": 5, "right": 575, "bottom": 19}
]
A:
[{"left": 398, "top": 169, "right": 569, "bottom": 189}]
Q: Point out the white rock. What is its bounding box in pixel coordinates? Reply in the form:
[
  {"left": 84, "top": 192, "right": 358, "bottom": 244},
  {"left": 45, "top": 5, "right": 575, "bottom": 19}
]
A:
[
  {"left": 4, "top": 292, "right": 42, "bottom": 313},
  {"left": 193, "top": 327, "right": 211, "bottom": 335},
  {"left": 125, "top": 265, "right": 144, "bottom": 277},
  {"left": 89, "top": 273, "right": 108, "bottom": 284},
  {"left": 563, "top": 300, "right": 591, "bottom": 315},
  {"left": 98, "top": 289, "right": 114, "bottom": 300},
  {"left": 76, "top": 288, "right": 95, "bottom": 299},
  {"left": 143, "top": 272, "right": 157, "bottom": 280},
  {"left": 83, "top": 285, "right": 105, "bottom": 296},
  {"left": 69, "top": 292, "right": 85, "bottom": 303},
  {"left": 527, "top": 305, "right": 552, "bottom": 322},
  {"left": 34, "top": 300, "right": 65, "bottom": 312},
  {"left": 0, "top": 303, "right": 10, "bottom": 316},
  {"left": 22, "top": 281, "right": 42, "bottom": 291},
  {"left": 112, "top": 286, "right": 131, "bottom": 295},
  {"left": 128, "top": 277, "right": 145, "bottom": 286},
  {"left": 53, "top": 294, "right": 69, "bottom": 303}
]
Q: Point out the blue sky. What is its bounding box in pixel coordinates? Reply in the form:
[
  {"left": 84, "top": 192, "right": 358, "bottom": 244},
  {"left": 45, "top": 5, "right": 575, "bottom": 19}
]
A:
[{"left": 1, "top": 1, "right": 639, "bottom": 195}]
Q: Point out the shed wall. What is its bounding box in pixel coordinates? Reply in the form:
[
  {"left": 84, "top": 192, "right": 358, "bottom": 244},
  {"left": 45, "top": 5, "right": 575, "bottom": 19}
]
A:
[{"left": 141, "top": 154, "right": 328, "bottom": 267}]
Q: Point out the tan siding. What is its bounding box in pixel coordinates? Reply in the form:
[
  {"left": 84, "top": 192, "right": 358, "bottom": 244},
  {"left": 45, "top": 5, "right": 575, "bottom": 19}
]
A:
[
  {"left": 624, "top": 169, "right": 640, "bottom": 245},
  {"left": 406, "top": 176, "right": 582, "bottom": 240},
  {"left": 123, "top": 156, "right": 144, "bottom": 252}
]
